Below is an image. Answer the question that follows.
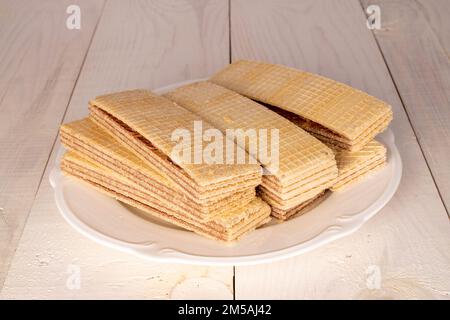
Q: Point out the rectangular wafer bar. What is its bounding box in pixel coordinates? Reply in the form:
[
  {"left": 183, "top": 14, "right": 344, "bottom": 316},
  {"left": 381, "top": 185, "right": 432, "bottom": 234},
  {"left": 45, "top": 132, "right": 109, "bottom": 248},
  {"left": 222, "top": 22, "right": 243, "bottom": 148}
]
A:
[
  {"left": 88, "top": 90, "right": 262, "bottom": 199},
  {"left": 211, "top": 60, "right": 393, "bottom": 151}
]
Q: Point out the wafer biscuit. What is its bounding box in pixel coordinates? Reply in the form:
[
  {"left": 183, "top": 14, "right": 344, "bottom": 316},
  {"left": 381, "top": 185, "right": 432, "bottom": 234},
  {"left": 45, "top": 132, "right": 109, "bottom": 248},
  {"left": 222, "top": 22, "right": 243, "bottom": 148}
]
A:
[
  {"left": 88, "top": 110, "right": 260, "bottom": 201},
  {"left": 331, "top": 140, "right": 387, "bottom": 191},
  {"left": 261, "top": 165, "right": 337, "bottom": 194},
  {"left": 61, "top": 151, "right": 271, "bottom": 242},
  {"left": 259, "top": 179, "right": 331, "bottom": 210},
  {"left": 211, "top": 60, "right": 393, "bottom": 151},
  {"left": 270, "top": 191, "right": 329, "bottom": 220},
  {"left": 266, "top": 105, "right": 392, "bottom": 152},
  {"left": 60, "top": 118, "right": 256, "bottom": 221},
  {"left": 88, "top": 89, "right": 261, "bottom": 196},
  {"left": 333, "top": 161, "right": 385, "bottom": 191}
]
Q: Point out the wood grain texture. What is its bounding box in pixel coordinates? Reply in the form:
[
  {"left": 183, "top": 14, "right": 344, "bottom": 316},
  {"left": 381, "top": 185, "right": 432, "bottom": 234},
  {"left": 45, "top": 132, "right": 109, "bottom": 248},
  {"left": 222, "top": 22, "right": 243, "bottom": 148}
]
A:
[
  {"left": 0, "top": 0, "right": 104, "bottom": 287},
  {"left": 0, "top": 0, "right": 233, "bottom": 299},
  {"left": 362, "top": 0, "right": 450, "bottom": 214},
  {"left": 231, "top": 0, "right": 450, "bottom": 299}
]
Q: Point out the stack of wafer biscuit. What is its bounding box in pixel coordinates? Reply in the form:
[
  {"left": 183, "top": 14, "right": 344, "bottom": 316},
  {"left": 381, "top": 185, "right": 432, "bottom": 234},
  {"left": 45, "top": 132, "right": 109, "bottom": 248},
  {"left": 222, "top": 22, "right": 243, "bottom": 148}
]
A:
[
  {"left": 165, "top": 81, "right": 338, "bottom": 220},
  {"left": 60, "top": 91, "right": 272, "bottom": 242},
  {"left": 61, "top": 151, "right": 270, "bottom": 242},
  {"left": 330, "top": 140, "right": 387, "bottom": 191},
  {"left": 60, "top": 118, "right": 257, "bottom": 221},
  {"left": 211, "top": 60, "right": 392, "bottom": 191}
]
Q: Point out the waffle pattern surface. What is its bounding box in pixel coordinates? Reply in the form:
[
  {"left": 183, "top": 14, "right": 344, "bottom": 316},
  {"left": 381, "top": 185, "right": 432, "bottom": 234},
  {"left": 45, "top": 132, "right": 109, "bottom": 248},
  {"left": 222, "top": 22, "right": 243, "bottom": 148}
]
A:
[
  {"left": 211, "top": 60, "right": 393, "bottom": 151},
  {"left": 89, "top": 89, "right": 261, "bottom": 186}
]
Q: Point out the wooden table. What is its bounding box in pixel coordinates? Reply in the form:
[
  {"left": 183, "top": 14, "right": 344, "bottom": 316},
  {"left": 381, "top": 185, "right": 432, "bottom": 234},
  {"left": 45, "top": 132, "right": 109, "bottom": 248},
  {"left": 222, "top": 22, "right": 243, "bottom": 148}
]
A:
[{"left": 1, "top": 0, "right": 449, "bottom": 299}]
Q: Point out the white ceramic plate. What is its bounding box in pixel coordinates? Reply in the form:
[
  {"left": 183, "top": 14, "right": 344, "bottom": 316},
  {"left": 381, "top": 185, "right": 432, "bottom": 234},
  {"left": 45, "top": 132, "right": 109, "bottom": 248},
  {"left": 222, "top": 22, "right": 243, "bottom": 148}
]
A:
[{"left": 50, "top": 79, "right": 402, "bottom": 266}]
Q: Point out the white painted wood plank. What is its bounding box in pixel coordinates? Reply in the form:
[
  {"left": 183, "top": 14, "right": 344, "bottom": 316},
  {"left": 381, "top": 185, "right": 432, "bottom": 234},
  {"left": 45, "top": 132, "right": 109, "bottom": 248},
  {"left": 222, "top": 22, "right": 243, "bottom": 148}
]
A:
[
  {"left": 1, "top": 0, "right": 233, "bottom": 299},
  {"left": 231, "top": 0, "right": 450, "bottom": 299},
  {"left": 362, "top": 0, "right": 450, "bottom": 213},
  {"left": 0, "top": 0, "right": 104, "bottom": 287}
]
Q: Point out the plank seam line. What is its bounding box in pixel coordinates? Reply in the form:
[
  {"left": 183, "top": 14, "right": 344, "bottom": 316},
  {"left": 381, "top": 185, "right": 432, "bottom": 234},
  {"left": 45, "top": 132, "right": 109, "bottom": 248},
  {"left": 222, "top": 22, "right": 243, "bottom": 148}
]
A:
[
  {"left": 229, "top": 0, "right": 236, "bottom": 301},
  {"left": 358, "top": 0, "right": 449, "bottom": 219},
  {"left": 33, "top": 0, "right": 107, "bottom": 210},
  {"left": 0, "top": 0, "right": 109, "bottom": 288},
  {"left": 53, "top": 0, "right": 107, "bottom": 135},
  {"left": 233, "top": 265, "right": 236, "bottom": 300},
  {"left": 228, "top": 0, "right": 232, "bottom": 64}
]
